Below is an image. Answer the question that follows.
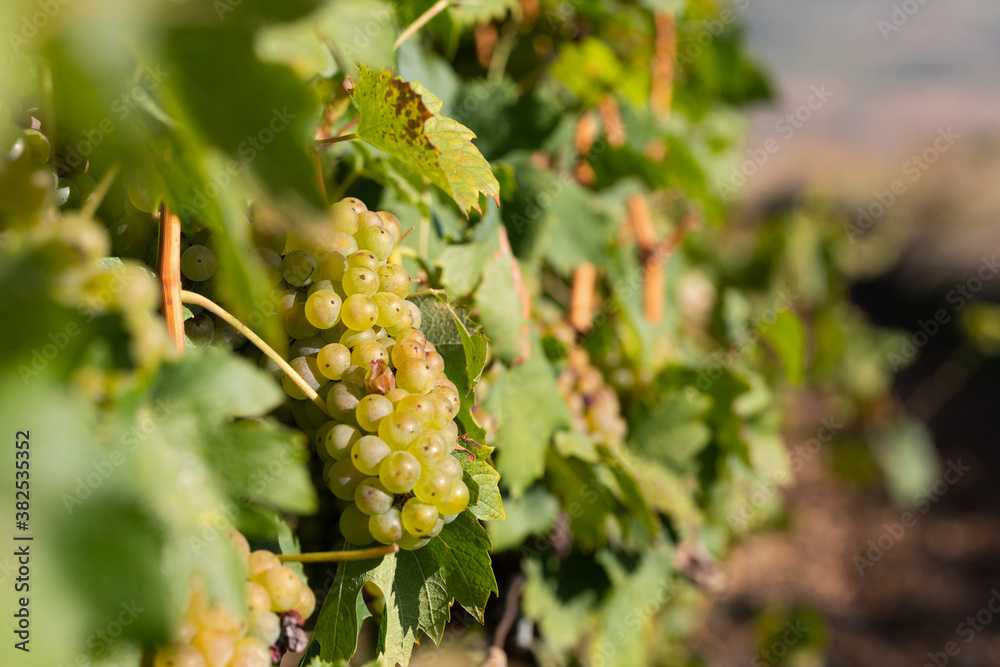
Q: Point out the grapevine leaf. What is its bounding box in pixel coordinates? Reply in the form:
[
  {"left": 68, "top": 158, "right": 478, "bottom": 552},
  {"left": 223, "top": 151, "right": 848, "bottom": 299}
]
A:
[
  {"left": 353, "top": 65, "right": 500, "bottom": 215},
  {"left": 485, "top": 351, "right": 571, "bottom": 497},
  {"left": 627, "top": 389, "right": 711, "bottom": 470},
  {"left": 759, "top": 308, "right": 806, "bottom": 384},
  {"left": 303, "top": 553, "right": 379, "bottom": 664},
  {"left": 474, "top": 226, "right": 531, "bottom": 364},
  {"left": 453, "top": 443, "right": 505, "bottom": 522}
]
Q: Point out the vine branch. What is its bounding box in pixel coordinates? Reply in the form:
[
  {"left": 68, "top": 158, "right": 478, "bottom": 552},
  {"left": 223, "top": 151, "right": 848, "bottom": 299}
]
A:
[
  {"left": 180, "top": 290, "right": 330, "bottom": 416},
  {"left": 315, "top": 132, "right": 358, "bottom": 146},
  {"left": 277, "top": 544, "right": 399, "bottom": 563},
  {"left": 394, "top": 0, "right": 450, "bottom": 50},
  {"left": 159, "top": 204, "right": 185, "bottom": 353}
]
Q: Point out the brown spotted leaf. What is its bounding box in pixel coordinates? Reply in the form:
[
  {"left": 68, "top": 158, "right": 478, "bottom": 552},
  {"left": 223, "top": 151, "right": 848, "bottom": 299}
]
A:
[{"left": 354, "top": 65, "right": 500, "bottom": 215}]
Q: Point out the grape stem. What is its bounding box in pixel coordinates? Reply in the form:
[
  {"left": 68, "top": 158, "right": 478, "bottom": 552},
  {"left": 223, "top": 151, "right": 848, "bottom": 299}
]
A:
[
  {"left": 315, "top": 132, "right": 358, "bottom": 146},
  {"left": 276, "top": 544, "right": 400, "bottom": 563},
  {"left": 407, "top": 288, "right": 446, "bottom": 298},
  {"left": 180, "top": 290, "right": 331, "bottom": 416},
  {"left": 394, "top": 0, "right": 450, "bottom": 50}
]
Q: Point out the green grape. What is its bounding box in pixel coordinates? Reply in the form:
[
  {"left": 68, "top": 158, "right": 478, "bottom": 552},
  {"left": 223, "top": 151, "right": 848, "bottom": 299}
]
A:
[
  {"left": 22, "top": 128, "right": 51, "bottom": 166},
  {"left": 377, "top": 263, "right": 411, "bottom": 298},
  {"left": 351, "top": 339, "right": 388, "bottom": 368},
  {"left": 324, "top": 422, "right": 361, "bottom": 459},
  {"left": 378, "top": 450, "right": 421, "bottom": 493},
  {"left": 307, "top": 279, "right": 335, "bottom": 295},
  {"left": 351, "top": 435, "right": 391, "bottom": 475},
  {"left": 325, "top": 457, "right": 366, "bottom": 500},
  {"left": 396, "top": 394, "right": 437, "bottom": 428},
  {"left": 402, "top": 498, "right": 439, "bottom": 537},
  {"left": 412, "top": 467, "right": 452, "bottom": 504},
  {"left": 192, "top": 628, "right": 235, "bottom": 667},
  {"left": 320, "top": 321, "right": 348, "bottom": 343},
  {"left": 390, "top": 339, "right": 425, "bottom": 367},
  {"left": 55, "top": 177, "right": 79, "bottom": 208},
  {"left": 428, "top": 388, "right": 460, "bottom": 425},
  {"left": 249, "top": 247, "right": 283, "bottom": 286},
  {"left": 291, "top": 335, "right": 325, "bottom": 358},
  {"left": 110, "top": 214, "right": 157, "bottom": 260},
  {"left": 261, "top": 565, "right": 303, "bottom": 611},
  {"left": 248, "top": 610, "right": 280, "bottom": 645},
  {"left": 426, "top": 516, "right": 445, "bottom": 539},
  {"left": 403, "top": 300, "right": 422, "bottom": 329},
  {"left": 229, "top": 640, "right": 270, "bottom": 667},
  {"left": 425, "top": 350, "right": 445, "bottom": 374},
  {"left": 341, "top": 294, "right": 378, "bottom": 330},
  {"left": 385, "top": 387, "right": 409, "bottom": 405},
  {"left": 436, "top": 480, "right": 470, "bottom": 515},
  {"left": 305, "top": 289, "right": 343, "bottom": 329},
  {"left": 330, "top": 200, "right": 360, "bottom": 234},
  {"left": 355, "top": 394, "right": 393, "bottom": 432},
  {"left": 354, "top": 477, "right": 394, "bottom": 515},
  {"left": 341, "top": 364, "right": 367, "bottom": 387},
  {"left": 258, "top": 352, "right": 282, "bottom": 379},
  {"left": 327, "top": 231, "right": 359, "bottom": 257},
  {"left": 347, "top": 250, "right": 380, "bottom": 271},
  {"left": 326, "top": 382, "right": 364, "bottom": 420},
  {"left": 184, "top": 312, "right": 215, "bottom": 347},
  {"left": 180, "top": 245, "right": 217, "bottom": 282},
  {"left": 314, "top": 422, "right": 336, "bottom": 459},
  {"left": 386, "top": 308, "right": 415, "bottom": 337},
  {"left": 441, "top": 420, "right": 459, "bottom": 444},
  {"left": 378, "top": 411, "right": 423, "bottom": 449},
  {"left": 355, "top": 225, "right": 394, "bottom": 261},
  {"left": 317, "top": 343, "right": 352, "bottom": 380},
  {"left": 342, "top": 266, "right": 378, "bottom": 297},
  {"left": 304, "top": 396, "right": 329, "bottom": 429},
  {"left": 289, "top": 399, "right": 312, "bottom": 429},
  {"left": 376, "top": 211, "right": 403, "bottom": 245},
  {"left": 275, "top": 288, "right": 303, "bottom": 316},
  {"left": 284, "top": 303, "right": 318, "bottom": 340},
  {"left": 440, "top": 454, "right": 463, "bottom": 480},
  {"left": 341, "top": 196, "right": 367, "bottom": 214},
  {"left": 372, "top": 292, "right": 405, "bottom": 329},
  {"left": 316, "top": 249, "right": 348, "bottom": 281},
  {"left": 369, "top": 508, "right": 403, "bottom": 545},
  {"left": 397, "top": 531, "right": 430, "bottom": 551},
  {"left": 67, "top": 171, "right": 97, "bottom": 202},
  {"left": 357, "top": 210, "right": 384, "bottom": 230},
  {"left": 249, "top": 214, "right": 286, "bottom": 253},
  {"left": 340, "top": 326, "right": 376, "bottom": 349},
  {"left": 153, "top": 645, "right": 206, "bottom": 667},
  {"left": 282, "top": 249, "right": 317, "bottom": 286},
  {"left": 408, "top": 432, "right": 446, "bottom": 464},
  {"left": 442, "top": 512, "right": 459, "bottom": 524},
  {"left": 339, "top": 504, "right": 374, "bottom": 545},
  {"left": 281, "top": 356, "right": 325, "bottom": 399},
  {"left": 395, "top": 327, "right": 427, "bottom": 346},
  {"left": 395, "top": 358, "right": 437, "bottom": 394}
]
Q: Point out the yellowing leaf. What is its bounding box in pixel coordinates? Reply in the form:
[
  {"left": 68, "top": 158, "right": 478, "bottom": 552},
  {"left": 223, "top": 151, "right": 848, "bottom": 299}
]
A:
[{"left": 354, "top": 65, "right": 500, "bottom": 215}]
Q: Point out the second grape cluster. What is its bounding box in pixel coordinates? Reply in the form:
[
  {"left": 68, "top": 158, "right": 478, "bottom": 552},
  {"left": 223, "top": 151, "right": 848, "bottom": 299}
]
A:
[{"left": 252, "top": 198, "right": 470, "bottom": 551}]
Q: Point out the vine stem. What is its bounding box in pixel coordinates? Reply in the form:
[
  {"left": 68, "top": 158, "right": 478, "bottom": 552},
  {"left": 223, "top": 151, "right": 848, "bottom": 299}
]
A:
[
  {"left": 277, "top": 544, "right": 399, "bottom": 563},
  {"left": 394, "top": 0, "right": 450, "bottom": 50},
  {"left": 315, "top": 132, "right": 357, "bottom": 146},
  {"left": 180, "top": 290, "right": 330, "bottom": 416},
  {"left": 159, "top": 204, "right": 185, "bottom": 353}
]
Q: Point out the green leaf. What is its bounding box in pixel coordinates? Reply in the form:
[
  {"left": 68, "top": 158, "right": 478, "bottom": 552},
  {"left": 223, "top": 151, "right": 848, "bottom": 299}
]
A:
[
  {"left": 307, "top": 514, "right": 497, "bottom": 666},
  {"left": 759, "top": 308, "right": 806, "bottom": 384},
  {"left": 453, "top": 443, "right": 505, "bottom": 522},
  {"left": 353, "top": 65, "right": 500, "bottom": 215},
  {"left": 627, "top": 390, "right": 712, "bottom": 469},
  {"left": 473, "top": 227, "right": 531, "bottom": 364},
  {"left": 486, "top": 351, "right": 571, "bottom": 497}
]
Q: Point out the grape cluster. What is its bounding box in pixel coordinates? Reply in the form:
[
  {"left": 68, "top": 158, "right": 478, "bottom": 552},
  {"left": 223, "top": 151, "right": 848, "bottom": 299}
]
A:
[
  {"left": 153, "top": 531, "right": 315, "bottom": 667},
  {"left": 557, "top": 346, "right": 627, "bottom": 446},
  {"left": 256, "top": 198, "right": 470, "bottom": 550}
]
